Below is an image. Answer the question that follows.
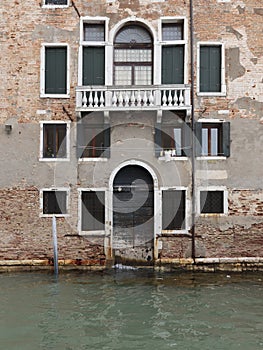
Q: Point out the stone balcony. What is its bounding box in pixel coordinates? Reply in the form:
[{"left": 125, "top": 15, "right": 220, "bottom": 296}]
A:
[{"left": 76, "top": 85, "right": 191, "bottom": 112}]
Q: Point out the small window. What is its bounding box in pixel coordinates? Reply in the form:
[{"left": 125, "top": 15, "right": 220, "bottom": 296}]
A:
[
  {"left": 44, "top": 0, "right": 68, "bottom": 5},
  {"left": 41, "top": 45, "right": 69, "bottom": 97},
  {"left": 162, "top": 190, "right": 186, "bottom": 230},
  {"left": 81, "top": 191, "right": 105, "bottom": 231},
  {"left": 195, "top": 121, "right": 230, "bottom": 157},
  {"left": 42, "top": 190, "right": 68, "bottom": 215},
  {"left": 84, "top": 24, "right": 105, "bottom": 42},
  {"left": 200, "top": 191, "right": 224, "bottom": 214},
  {"left": 162, "top": 23, "right": 183, "bottom": 41},
  {"left": 198, "top": 44, "right": 224, "bottom": 94},
  {"left": 40, "top": 122, "right": 69, "bottom": 160},
  {"left": 77, "top": 114, "right": 110, "bottom": 159}
]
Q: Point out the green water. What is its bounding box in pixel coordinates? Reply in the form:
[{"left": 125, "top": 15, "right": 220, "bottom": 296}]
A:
[{"left": 0, "top": 270, "right": 262, "bottom": 350}]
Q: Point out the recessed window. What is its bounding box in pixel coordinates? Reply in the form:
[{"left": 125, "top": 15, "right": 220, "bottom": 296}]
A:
[
  {"left": 81, "top": 191, "right": 105, "bottom": 231},
  {"left": 200, "top": 190, "right": 224, "bottom": 214},
  {"left": 162, "top": 189, "right": 186, "bottom": 230},
  {"left": 41, "top": 45, "right": 69, "bottom": 97},
  {"left": 77, "top": 113, "right": 110, "bottom": 159},
  {"left": 41, "top": 190, "right": 68, "bottom": 216},
  {"left": 40, "top": 122, "right": 70, "bottom": 160},
  {"left": 195, "top": 121, "right": 230, "bottom": 157}
]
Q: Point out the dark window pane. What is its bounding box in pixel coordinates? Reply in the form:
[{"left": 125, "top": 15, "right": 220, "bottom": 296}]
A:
[
  {"left": 45, "top": 0, "right": 67, "bottom": 4},
  {"left": 45, "top": 47, "right": 67, "bottom": 94},
  {"left": 200, "top": 191, "right": 224, "bottom": 214},
  {"left": 162, "top": 190, "right": 185, "bottom": 230},
  {"left": 84, "top": 24, "right": 105, "bottom": 41},
  {"left": 43, "top": 191, "right": 67, "bottom": 214},
  {"left": 43, "top": 124, "right": 67, "bottom": 158},
  {"left": 200, "top": 46, "right": 221, "bottom": 92},
  {"left": 81, "top": 191, "right": 105, "bottom": 231}
]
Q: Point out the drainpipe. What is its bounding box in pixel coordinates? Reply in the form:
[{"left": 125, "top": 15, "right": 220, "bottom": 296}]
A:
[{"left": 190, "top": 0, "right": 196, "bottom": 263}]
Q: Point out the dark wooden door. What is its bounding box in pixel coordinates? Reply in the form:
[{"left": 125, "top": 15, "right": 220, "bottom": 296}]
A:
[{"left": 113, "top": 165, "right": 154, "bottom": 264}]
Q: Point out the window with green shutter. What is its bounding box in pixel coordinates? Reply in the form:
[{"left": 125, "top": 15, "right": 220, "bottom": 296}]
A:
[
  {"left": 200, "top": 45, "right": 221, "bottom": 93},
  {"left": 45, "top": 47, "right": 67, "bottom": 94},
  {"left": 195, "top": 121, "right": 230, "bottom": 157},
  {"left": 83, "top": 47, "right": 105, "bottom": 85},
  {"left": 162, "top": 45, "right": 184, "bottom": 84}
]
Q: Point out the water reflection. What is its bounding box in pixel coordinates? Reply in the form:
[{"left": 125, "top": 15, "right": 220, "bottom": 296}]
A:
[{"left": 0, "top": 271, "right": 262, "bottom": 350}]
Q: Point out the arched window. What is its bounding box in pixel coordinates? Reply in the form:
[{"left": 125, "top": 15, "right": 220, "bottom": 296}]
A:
[{"left": 113, "top": 24, "right": 153, "bottom": 85}]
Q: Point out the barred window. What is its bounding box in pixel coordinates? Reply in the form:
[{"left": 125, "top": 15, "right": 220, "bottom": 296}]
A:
[
  {"left": 44, "top": 0, "right": 68, "bottom": 5},
  {"left": 43, "top": 190, "right": 67, "bottom": 215},
  {"left": 81, "top": 191, "right": 105, "bottom": 231},
  {"left": 200, "top": 191, "right": 224, "bottom": 214}
]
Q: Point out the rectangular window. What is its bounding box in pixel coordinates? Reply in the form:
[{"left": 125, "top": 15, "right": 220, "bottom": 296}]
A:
[
  {"left": 81, "top": 191, "right": 105, "bottom": 231},
  {"left": 40, "top": 122, "right": 70, "bottom": 160},
  {"left": 200, "top": 191, "right": 224, "bottom": 214},
  {"left": 41, "top": 45, "right": 69, "bottom": 97},
  {"left": 84, "top": 24, "right": 105, "bottom": 42},
  {"left": 162, "top": 190, "right": 186, "bottom": 230},
  {"left": 198, "top": 44, "right": 225, "bottom": 94},
  {"left": 155, "top": 117, "right": 191, "bottom": 158},
  {"left": 44, "top": 0, "right": 68, "bottom": 5},
  {"left": 195, "top": 121, "right": 230, "bottom": 157},
  {"left": 81, "top": 20, "right": 107, "bottom": 86},
  {"left": 42, "top": 190, "right": 68, "bottom": 216},
  {"left": 161, "top": 19, "right": 186, "bottom": 85},
  {"left": 77, "top": 113, "right": 110, "bottom": 159}
]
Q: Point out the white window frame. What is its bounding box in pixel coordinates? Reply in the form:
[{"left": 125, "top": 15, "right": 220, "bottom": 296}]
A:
[
  {"left": 197, "top": 42, "right": 226, "bottom": 96},
  {"left": 40, "top": 43, "right": 70, "bottom": 98},
  {"left": 196, "top": 118, "right": 227, "bottom": 160},
  {"left": 40, "top": 188, "right": 70, "bottom": 217},
  {"left": 160, "top": 186, "right": 190, "bottom": 234},
  {"left": 42, "top": 0, "right": 70, "bottom": 8},
  {"left": 78, "top": 17, "right": 109, "bottom": 86},
  {"left": 197, "top": 186, "right": 228, "bottom": 216},
  {"left": 158, "top": 17, "right": 188, "bottom": 85},
  {"left": 39, "top": 121, "right": 71, "bottom": 161},
  {"left": 78, "top": 188, "right": 107, "bottom": 235}
]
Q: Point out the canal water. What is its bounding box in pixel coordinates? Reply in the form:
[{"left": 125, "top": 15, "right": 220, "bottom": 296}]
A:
[{"left": 0, "top": 269, "right": 262, "bottom": 350}]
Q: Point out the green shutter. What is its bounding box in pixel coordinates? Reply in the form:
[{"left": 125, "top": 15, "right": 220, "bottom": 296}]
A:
[
  {"left": 222, "top": 122, "right": 230, "bottom": 157},
  {"left": 45, "top": 47, "right": 67, "bottom": 94},
  {"left": 182, "top": 122, "right": 191, "bottom": 157},
  {"left": 83, "top": 47, "right": 105, "bottom": 85},
  {"left": 200, "top": 46, "right": 221, "bottom": 92},
  {"left": 195, "top": 122, "right": 202, "bottom": 156},
  {"left": 103, "top": 124, "right": 111, "bottom": 158},
  {"left": 154, "top": 123, "right": 162, "bottom": 157},
  {"left": 162, "top": 45, "right": 184, "bottom": 84}
]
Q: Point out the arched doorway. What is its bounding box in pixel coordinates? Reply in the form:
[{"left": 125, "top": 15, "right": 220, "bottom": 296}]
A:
[{"left": 112, "top": 165, "right": 154, "bottom": 264}]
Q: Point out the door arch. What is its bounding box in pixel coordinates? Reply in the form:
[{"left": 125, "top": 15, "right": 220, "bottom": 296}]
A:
[{"left": 112, "top": 164, "right": 155, "bottom": 263}]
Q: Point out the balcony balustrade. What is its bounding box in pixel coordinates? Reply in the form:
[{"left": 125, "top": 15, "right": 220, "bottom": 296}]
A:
[{"left": 76, "top": 85, "right": 191, "bottom": 111}]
